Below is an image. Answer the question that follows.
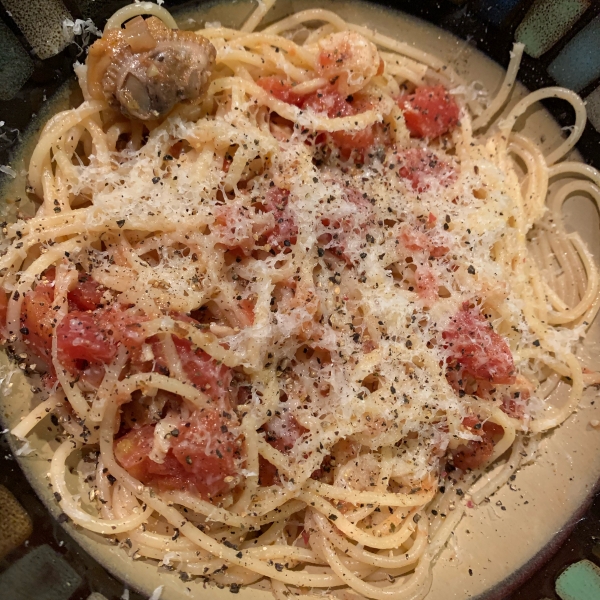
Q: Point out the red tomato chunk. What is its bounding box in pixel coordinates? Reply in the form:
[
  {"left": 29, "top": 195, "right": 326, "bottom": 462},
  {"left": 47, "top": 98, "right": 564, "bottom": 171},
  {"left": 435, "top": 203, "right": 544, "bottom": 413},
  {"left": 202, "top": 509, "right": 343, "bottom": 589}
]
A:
[
  {"left": 259, "top": 412, "right": 308, "bottom": 486},
  {"left": 68, "top": 273, "right": 105, "bottom": 311},
  {"left": 263, "top": 411, "right": 308, "bottom": 453},
  {"left": 258, "top": 77, "right": 377, "bottom": 160},
  {"left": 394, "top": 147, "right": 455, "bottom": 192},
  {"left": 115, "top": 409, "right": 240, "bottom": 499},
  {"left": 257, "top": 187, "right": 298, "bottom": 252},
  {"left": 21, "top": 282, "right": 55, "bottom": 367},
  {"left": 414, "top": 265, "right": 438, "bottom": 304},
  {"left": 451, "top": 416, "right": 504, "bottom": 471},
  {"left": 303, "top": 88, "right": 376, "bottom": 159},
  {"left": 174, "top": 336, "right": 232, "bottom": 393},
  {"left": 398, "top": 85, "right": 460, "bottom": 139},
  {"left": 257, "top": 76, "right": 305, "bottom": 107},
  {"left": 57, "top": 311, "right": 116, "bottom": 371},
  {"left": 443, "top": 305, "right": 515, "bottom": 385}
]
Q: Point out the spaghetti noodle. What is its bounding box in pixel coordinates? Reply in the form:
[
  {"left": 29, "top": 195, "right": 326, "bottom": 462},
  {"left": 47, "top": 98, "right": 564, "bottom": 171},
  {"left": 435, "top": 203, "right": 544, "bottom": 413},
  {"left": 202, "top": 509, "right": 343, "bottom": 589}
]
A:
[{"left": 3, "top": 2, "right": 600, "bottom": 598}]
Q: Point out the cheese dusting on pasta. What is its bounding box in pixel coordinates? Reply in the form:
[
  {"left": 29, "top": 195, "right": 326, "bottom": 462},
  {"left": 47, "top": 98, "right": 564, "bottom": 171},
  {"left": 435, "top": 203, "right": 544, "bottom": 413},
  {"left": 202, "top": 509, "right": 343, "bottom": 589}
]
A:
[{"left": 2, "top": 2, "right": 600, "bottom": 599}]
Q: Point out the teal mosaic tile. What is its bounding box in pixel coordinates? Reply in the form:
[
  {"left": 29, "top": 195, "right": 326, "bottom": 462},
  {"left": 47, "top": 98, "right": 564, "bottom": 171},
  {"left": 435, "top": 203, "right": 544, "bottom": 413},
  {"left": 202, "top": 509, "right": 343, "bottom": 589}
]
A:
[
  {"left": 548, "top": 14, "right": 600, "bottom": 91},
  {"left": 0, "top": 544, "right": 83, "bottom": 600},
  {"left": 516, "top": 0, "right": 590, "bottom": 58},
  {"left": 556, "top": 559, "right": 600, "bottom": 600},
  {"left": 0, "top": 20, "right": 34, "bottom": 101},
  {"left": 1, "top": 0, "right": 73, "bottom": 59},
  {"left": 584, "top": 85, "right": 600, "bottom": 132}
]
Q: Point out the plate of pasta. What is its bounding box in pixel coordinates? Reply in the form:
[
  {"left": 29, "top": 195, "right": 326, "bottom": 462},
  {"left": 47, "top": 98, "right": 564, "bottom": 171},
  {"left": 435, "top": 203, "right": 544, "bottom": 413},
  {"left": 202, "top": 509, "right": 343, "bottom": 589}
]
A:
[{"left": 2, "top": 1, "right": 600, "bottom": 599}]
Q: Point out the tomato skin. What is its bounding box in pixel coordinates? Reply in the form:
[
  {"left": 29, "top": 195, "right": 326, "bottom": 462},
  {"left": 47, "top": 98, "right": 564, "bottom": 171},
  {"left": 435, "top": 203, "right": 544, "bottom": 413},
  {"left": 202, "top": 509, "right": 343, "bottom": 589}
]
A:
[
  {"left": 451, "top": 416, "right": 504, "bottom": 471},
  {"left": 443, "top": 305, "right": 515, "bottom": 386},
  {"left": 257, "top": 76, "right": 305, "bottom": 107},
  {"left": 115, "top": 409, "right": 240, "bottom": 499},
  {"left": 398, "top": 85, "right": 460, "bottom": 138}
]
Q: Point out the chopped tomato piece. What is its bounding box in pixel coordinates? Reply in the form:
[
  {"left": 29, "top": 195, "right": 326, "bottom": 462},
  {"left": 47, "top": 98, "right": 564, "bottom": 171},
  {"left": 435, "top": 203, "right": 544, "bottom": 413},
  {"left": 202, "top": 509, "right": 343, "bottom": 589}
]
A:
[
  {"left": 237, "top": 298, "right": 255, "bottom": 326},
  {"left": 68, "top": 273, "right": 105, "bottom": 311},
  {"left": 451, "top": 416, "right": 504, "bottom": 471},
  {"left": 443, "top": 305, "right": 515, "bottom": 386},
  {"left": 414, "top": 265, "right": 438, "bottom": 304},
  {"left": 21, "top": 282, "right": 55, "bottom": 367},
  {"left": 216, "top": 196, "right": 291, "bottom": 254},
  {"left": 57, "top": 311, "right": 116, "bottom": 371},
  {"left": 303, "top": 87, "right": 354, "bottom": 119},
  {"left": 400, "top": 224, "right": 449, "bottom": 258},
  {"left": 430, "top": 243, "right": 450, "bottom": 258},
  {"left": 330, "top": 128, "right": 376, "bottom": 159},
  {"left": 303, "top": 88, "right": 376, "bottom": 160},
  {"left": 173, "top": 336, "right": 232, "bottom": 399},
  {"left": 0, "top": 289, "right": 9, "bottom": 331},
  {"left": 398, "top": 85, "right": 459, "bottom": 138},
  {"left": 400, "top": 226, "right": 429, "bottom": 253},
  {"left": 259, "top": 411, "right": 308, "bottom": 486},
  {"left": 101, "top": 306, "right": 148, "bottom": 355},
  {"left": 501, "top": 375, "right": 532, "bottom": 419},
  {"left": 257, "top": 187, "right": 298, "bottom": 252},
  {"left": 36, "top": 268, "right": 104, "bottom": 312},
  {"left": 258, "top": 455, "right": 280, "bottom": 487},
  {"left": 319, "top": 185, "right": 373, "bottom": 262},
  {"left": 263, "top": 411, "right": 308, "bottom": 453},
  {"left": 213, "top": 204, "right": 256, "bottom": 255},
  {"left": 22, "top": 279, "right": 147, "bottom": 378},
  {"left": 115, "top": 409, "right": 241, "bottom": 499},
  {"left": 257, "top": 76, "right": 305, "bottom": 107},
  {"left": 394, "top": 148, "right": 455, "bottom": 192}
]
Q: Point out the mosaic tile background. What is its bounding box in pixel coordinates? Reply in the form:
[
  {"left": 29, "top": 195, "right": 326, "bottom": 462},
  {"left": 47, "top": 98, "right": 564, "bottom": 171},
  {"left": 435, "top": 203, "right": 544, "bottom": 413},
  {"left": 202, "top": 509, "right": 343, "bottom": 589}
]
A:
[{"left": 1, "top": 1, "right": 600, "bottom": 599}]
